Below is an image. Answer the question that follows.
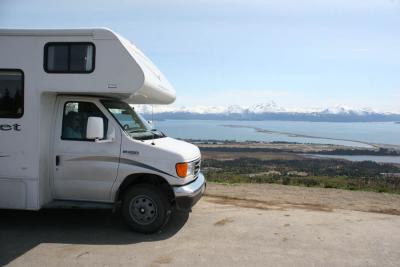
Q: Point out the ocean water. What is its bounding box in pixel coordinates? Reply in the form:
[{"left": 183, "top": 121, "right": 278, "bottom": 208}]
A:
[{"left": 154, "top": 120, "right": 400, "bottom": 148}]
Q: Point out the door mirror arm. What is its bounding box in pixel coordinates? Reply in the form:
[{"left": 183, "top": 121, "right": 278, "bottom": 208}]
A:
[
  {"left": 95, "top": 138, "right": 114, "bottom": 143},
  {"left": 95, "top": 126, "right": 116, "bottom": 143}
]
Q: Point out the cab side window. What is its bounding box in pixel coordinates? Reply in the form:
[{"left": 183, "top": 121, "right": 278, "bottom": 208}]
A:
[{"left": 62, "top": 101, "right": 107, "bottom": 141}]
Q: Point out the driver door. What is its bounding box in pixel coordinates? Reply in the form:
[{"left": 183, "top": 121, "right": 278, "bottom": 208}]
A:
[{"left": 52, "top": 97, "right": 121, "bottom": 202}]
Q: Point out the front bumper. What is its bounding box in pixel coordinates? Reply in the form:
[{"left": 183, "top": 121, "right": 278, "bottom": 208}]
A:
[{"left": 173, "top": 172, "right": 206, "bottom": 211}]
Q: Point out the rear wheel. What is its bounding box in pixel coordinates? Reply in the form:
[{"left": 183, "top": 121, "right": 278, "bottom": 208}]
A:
[{"left": 122, "top": 184, "right": 171, "bottom": 233}]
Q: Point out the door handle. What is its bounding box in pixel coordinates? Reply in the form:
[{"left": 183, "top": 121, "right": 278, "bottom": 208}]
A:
[{"left": 56, "top": 155, "right": 60, "bottom": 166}]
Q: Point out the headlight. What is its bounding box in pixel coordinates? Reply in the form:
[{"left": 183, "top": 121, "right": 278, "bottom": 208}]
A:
[
  {"left": 176, "top": 161, "right": 196, "bottom": 178},
  {"left": 187, "top": 161, "right": 196, "bottom": 176}
]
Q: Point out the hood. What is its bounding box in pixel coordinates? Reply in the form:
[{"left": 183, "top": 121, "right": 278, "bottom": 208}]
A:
[
  {"left": 144, "top": 137, "right": 200, "bottom": 162},
  {"left": 120, "top": 136, "right": 201, "bottom": 185}
]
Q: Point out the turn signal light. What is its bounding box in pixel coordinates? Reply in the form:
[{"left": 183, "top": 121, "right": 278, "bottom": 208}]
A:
[{"left": 176, "top": 162, "right": 188, "bottom": 178}]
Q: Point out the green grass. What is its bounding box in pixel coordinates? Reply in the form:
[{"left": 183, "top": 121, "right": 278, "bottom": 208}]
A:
[{"left": 204, "top": 170, "right": 400, "bottom": 194}]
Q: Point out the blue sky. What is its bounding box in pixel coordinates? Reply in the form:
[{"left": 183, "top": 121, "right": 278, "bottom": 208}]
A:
[{"left": 1, "top": 0, "right": 400, "bottom": 111}]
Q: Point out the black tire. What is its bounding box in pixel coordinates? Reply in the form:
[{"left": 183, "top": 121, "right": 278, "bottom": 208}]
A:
[{"left": 122, "top": 184, "right": 171, "bottom": 233}]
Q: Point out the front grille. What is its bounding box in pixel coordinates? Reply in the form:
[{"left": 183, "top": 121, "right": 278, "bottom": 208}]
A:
[{"left": 194, "top": 159, "right": 201, "bottom": 178}]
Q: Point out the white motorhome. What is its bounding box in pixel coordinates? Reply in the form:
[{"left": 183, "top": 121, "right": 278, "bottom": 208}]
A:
[{"left": 0, "top": 28, "right": 205, "bottom": 233}]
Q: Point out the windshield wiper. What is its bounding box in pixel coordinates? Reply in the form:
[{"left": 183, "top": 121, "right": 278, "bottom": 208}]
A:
[
  {"left": 151, "top": 129, "right": 166, "bottom": 137},
  {"left": 128, "top": 129, "right": 147, "bottom": 133}
]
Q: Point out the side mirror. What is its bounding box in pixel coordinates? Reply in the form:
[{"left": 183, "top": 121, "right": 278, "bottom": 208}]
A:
[{"left": 86, "top": 117, "right": 104, "bottom": 140}]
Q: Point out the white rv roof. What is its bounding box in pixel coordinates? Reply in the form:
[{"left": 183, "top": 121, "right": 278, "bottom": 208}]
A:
[
  {"left": 0, "top": 28, "right": 176, "bottom": 104},
  {"left": 0, "top": 28, "right": 116, "bottom": 39}
]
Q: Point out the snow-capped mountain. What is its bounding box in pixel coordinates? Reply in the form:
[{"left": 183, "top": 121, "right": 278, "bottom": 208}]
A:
[
  {"left": 226, "top": 105, "right": 246, "bottom": 114},
  {"left": 318, "top": 106, "right": 378, "bottom": 115},
  {"left": 133, "top": 103, "right": 400, "bottom": 122},
  {"left": 136, "top": 103, "right": 385, "bottom": 115},
  {"left": 134, "top": 101, "right": 286, "bottom": 114},
  {"left": 251, "top": 101, "right": 286, "bottom": 113}
]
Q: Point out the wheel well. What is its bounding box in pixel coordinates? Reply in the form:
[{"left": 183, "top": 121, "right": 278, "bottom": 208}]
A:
[{"left": 116, "top": 173, "right": 174, "bottom": 203}]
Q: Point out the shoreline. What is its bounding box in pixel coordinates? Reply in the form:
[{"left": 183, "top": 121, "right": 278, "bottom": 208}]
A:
[
  {"left": 187, "top": 139, "right": 400, "bottom": 157},
  {"left": 221, "top": 124, "right": 379, "bottom": 148}
]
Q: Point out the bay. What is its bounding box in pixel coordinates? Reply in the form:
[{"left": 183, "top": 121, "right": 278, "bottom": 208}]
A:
[{"left": 154, "top": 120, "right": 400, "bottom": 148}]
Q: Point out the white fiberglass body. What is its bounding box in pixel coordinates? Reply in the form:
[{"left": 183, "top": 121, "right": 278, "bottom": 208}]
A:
[{"left": 0, "top": 28, "right": 205, "bottom": 219}]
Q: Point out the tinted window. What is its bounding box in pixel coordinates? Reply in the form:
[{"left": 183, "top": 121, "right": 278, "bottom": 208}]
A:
[
  {"left": 0, "top": 70, "right": 24, "bottom": 118},
  {"left": 45, "top": 43, "right": 95, "bottom": 73},
  {"left": 47, "top": 45, "right": 69, "bottom": 72},
  {"left": 62, "top": 101, "right": 107, "bottom": 141},
  {"left": 70, "top": 44, "right": 94, "bottom": 72}
]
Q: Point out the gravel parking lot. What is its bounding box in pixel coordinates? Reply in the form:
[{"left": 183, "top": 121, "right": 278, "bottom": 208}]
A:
[{"left": 1, "top": 183, "right": 400, "bottom": 267}]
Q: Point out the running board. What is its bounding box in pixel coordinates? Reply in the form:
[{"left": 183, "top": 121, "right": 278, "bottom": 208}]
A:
[{"left": 43, "top": 200, "right": 113, "bottom": 210}]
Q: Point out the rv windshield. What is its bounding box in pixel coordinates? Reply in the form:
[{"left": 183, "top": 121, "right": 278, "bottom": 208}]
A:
[{"left": 101, "top": 100, "right": 166, "bottom": 140}]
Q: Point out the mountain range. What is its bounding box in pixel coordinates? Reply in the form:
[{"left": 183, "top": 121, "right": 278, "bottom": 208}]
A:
[{"left": 134, "top": 102, "right": 400, "bottom": 122}]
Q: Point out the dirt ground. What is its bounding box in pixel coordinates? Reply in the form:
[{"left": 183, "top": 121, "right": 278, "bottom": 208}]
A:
[
  {"left": 1, "top": 183, "right": 400, "bottom": 267},
  {"left": 206, "top": 183, "right": 400, "bottom": 215}
]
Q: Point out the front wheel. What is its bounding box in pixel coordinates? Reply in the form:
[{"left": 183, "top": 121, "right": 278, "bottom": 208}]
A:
[{"left": 122, "top": 184, "right": 171, "bottom": 233}]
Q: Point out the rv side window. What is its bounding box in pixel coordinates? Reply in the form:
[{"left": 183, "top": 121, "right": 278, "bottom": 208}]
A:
[
  {"left": 45, "top": 43, "right": 95, "bottom": 73},
  {"left": 0, "top": 70, "right": 24, "bottom": 118},
  {"left": 61, "top": 101, "right": 107, "bottom": 141}
]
